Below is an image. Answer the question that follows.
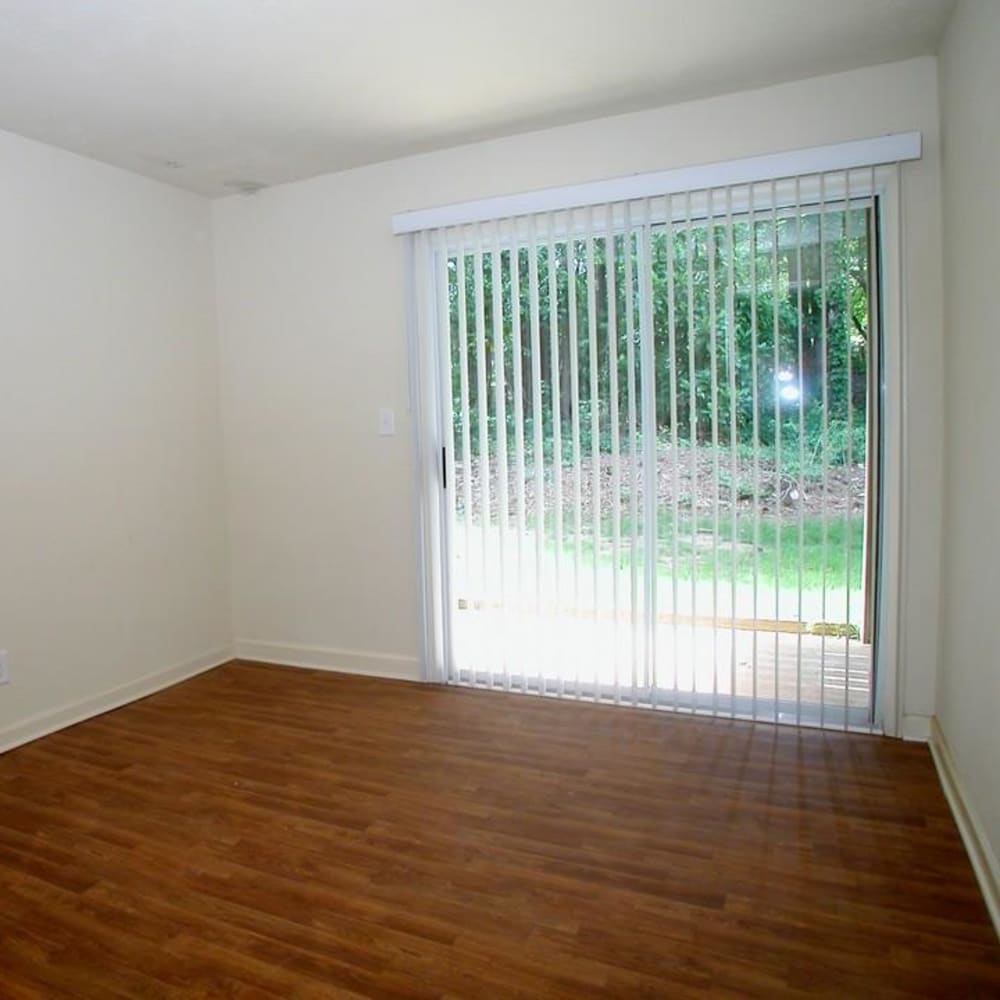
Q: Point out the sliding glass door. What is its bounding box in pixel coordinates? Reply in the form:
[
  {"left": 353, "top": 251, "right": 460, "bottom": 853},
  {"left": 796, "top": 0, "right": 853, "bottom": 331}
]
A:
[{"left": 426, "top": 171, "right": 886, "bottom": 731}]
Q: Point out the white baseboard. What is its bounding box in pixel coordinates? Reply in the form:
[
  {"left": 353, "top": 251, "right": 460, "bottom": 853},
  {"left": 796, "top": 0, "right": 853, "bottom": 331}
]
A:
[
  {"left": 928, "top": 716, "right": 1000, "bottom": 938},
  {"left": 901, "top": 713, "right": 931, "bottom": 742},
  {"left": 234, "top": 639, "right": 421, "bottom": 682},
  {"left": 0, "top": 646, "right": 233, "bottom": 755}
]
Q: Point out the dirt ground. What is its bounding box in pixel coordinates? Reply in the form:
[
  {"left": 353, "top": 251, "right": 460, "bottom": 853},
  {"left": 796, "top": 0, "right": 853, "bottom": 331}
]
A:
[{"left": 454, "top": 446, "right": 866, "bottom": 522}]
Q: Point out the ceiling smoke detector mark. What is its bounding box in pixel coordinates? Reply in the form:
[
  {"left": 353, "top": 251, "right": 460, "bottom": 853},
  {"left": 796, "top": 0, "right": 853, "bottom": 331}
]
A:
[
  {"left": 223, "top": 179, "right": 269, "bottom": 196},
  {"left": 138, "top": 154, "right": 185, "bottom": 170}
]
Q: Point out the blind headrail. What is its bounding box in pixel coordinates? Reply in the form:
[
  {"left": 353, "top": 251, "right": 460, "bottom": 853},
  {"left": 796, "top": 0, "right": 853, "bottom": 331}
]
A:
[{"left": 391, "top": 131, "right": 920, "bottom": 235}]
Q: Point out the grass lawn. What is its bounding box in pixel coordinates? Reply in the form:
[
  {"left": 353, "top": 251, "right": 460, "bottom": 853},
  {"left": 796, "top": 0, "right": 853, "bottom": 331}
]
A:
[
  {"left": 546, "top": 511, "right": 864, "bottom": 595},
  {"left": 657, "top": 512, "right": 863, "bottom": 592}
]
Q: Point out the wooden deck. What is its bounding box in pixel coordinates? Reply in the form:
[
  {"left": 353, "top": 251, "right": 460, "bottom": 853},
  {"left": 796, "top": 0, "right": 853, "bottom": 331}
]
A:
[
  {"left": 454, "top": 610, "right": 874, "bottom": 717},
  {"left": 0, "top": 660, "right": 997, "bottom": 997}
]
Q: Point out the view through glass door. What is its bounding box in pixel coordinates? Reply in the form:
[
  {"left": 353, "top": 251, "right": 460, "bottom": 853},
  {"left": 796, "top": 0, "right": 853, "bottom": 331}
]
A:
[{"left": 442, "top": 177, "right": 880, "bottom": 729}]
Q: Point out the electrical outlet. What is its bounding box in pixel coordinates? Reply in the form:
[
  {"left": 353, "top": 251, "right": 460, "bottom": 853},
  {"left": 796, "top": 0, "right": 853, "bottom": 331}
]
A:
[{"left": 0, "top": 650, "right": 8, "bottom": 685}]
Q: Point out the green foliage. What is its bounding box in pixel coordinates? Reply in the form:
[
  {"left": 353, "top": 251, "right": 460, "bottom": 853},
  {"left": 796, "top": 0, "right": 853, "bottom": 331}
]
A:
[{"left": 448, "top": 206, "right": 872, "bottom": 475}]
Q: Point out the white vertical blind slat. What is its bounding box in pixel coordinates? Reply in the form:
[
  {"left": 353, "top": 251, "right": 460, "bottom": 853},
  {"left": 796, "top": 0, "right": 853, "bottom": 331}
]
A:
[
  {"left": 795, "top": 177, "right": 806, "bottom": 725},
  {"left": 771, "top": 180, "right": 782, "bottom": 721},
  {"left": 567, "top": 212, "right": 584, "bottom": 700},
  {"left": 726, "top": 188, "right": 739, "bottom": 718},
  {"left": 665, "top": 194, "right": 681, "bottom": 711},
  {"left": 844, "top": 171, "right": 854, "bottom": 730},
  {"left": 819, "top": 173, "right": 830, "bottom": 727},
  {"left": 547, "top": 214, "right": 565, "bottom": 696},
  {"left": 622, "top": 204, "right": 640, "bottom": 705},
  {"left": 489, "top": 221, "right": 510, "bottom": 691},
  {"left": 527, "top": 214, "right": 546, "bottom": 695},
  {"left": 473, "top": 225, "right": 491, "bottom": 686},
  {"left": 605, "top": 203, "right": 622, "bottom": 704},
  {"left": 706, "top": 188, "right": 721, "bottom": 716},
  {"left": 868, "top": 163, "right": 879, "bottom": 735},
  {"left": 456, "top": 235, "right": 474, "bottom": 685},
  {"left": 508, "top": 219, "right": 527, "bottom": 692},
  {"left": 586, "top": 208, "right": 601, "bottom": 700},
  {"left": 637, "top": 198, "right": 658, "bottom": 698},
  {"left": 749, "top": 187, "right": 761, "bottom": 722},
  {"left": 685, "top": 191, "right": 700, "bottom": 710}
]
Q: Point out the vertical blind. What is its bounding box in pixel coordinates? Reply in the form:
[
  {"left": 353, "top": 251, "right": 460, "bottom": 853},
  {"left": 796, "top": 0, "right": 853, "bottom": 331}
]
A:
[{"left": 403, "top": 141, "right": 915, "bottom": 733}]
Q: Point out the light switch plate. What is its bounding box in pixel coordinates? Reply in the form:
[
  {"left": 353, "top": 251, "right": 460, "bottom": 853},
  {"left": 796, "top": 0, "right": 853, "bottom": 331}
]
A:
[
  {"left": 0, "top": 650, "right": 8, "bottom": 685},
  {"left": 378, "top": 407, "right": 396, "bottom": 436}
]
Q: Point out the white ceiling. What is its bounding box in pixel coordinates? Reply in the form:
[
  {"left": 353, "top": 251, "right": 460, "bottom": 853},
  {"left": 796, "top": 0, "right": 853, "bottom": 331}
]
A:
[{"left": 0, "top": 0, "right": 955, "bottom": 198}]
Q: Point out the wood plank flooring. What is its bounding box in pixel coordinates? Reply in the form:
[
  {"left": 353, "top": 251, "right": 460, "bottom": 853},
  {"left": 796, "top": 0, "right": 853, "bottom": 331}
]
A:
[{"left": 0, "top": 660, "right": 997, "bottom": 998}]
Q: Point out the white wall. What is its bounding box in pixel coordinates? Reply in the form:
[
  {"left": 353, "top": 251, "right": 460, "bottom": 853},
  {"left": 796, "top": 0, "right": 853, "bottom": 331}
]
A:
[
  {"left": 213, "top": 56, "right": 945, "bottom": 726},
  {"left": 936, "top": 0, "right": 1000, "bottom": 885},
  {"left": 0, "top": 128, "right": 231, "bottom": 748}
]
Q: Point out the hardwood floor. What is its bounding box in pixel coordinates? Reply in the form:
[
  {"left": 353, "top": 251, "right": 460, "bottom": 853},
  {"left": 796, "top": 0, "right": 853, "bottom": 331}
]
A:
[{"left": 0, "top": 661, "right": 997, "bottom": 998}]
